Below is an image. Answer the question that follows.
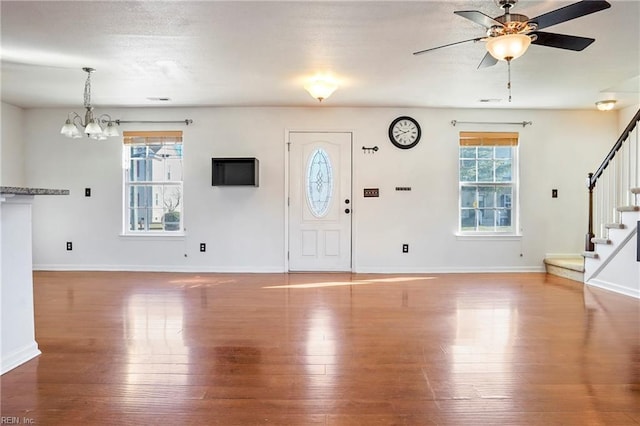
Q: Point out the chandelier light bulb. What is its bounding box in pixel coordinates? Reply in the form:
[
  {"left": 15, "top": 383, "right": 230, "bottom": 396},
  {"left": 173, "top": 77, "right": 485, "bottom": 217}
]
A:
[
  {"left": 103, "top": 121, "right": 120, "bottom": 137},
  {"left": 90, "top": 133, "right": 107, "bottom": 141},
  {"left": 60, "top": 118, "right": 77, "bottom": 136},
  {"left": 84, "top": 119, "right": 103, "bottom": 135}
]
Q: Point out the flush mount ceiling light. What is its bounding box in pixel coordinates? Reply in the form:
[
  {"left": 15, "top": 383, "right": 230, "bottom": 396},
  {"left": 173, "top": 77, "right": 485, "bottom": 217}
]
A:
[
  {"left": 304, "top": 76, "right": 338, "bottom": 102},
  {"left": 595, "top": 100, "right": 617, "bottom": 111},
  {"left": 60, "top": 67, "right": 119, "bottom": 140}
]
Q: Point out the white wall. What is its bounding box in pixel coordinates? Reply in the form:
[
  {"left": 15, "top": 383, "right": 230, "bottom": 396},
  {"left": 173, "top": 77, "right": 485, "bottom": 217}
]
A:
[
  {"left": 618, "top": 104, "right": 640, "bottom": 132},
  {"left": 1, "top": 102, "right": 26, "bottom": 187},
  {"left": 19, "top": 106, "right": 617, "bottom": 273}
]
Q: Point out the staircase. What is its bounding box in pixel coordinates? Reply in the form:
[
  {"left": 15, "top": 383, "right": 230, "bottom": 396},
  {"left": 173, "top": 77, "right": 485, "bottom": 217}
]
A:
[
  {"left": 583, "top": 193, "right": 639, "bottom": 297},
  {"left": 581, "top": 109, "right": 640, "bottom": 298},
  {"left": 545, "top": 109, "right": 640, "bottom": 293}
]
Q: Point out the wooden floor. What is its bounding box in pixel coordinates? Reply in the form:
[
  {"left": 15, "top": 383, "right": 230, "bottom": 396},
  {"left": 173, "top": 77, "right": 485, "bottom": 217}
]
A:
[{"left": 2, "top": 272, "right": 639, "bottom": 425}]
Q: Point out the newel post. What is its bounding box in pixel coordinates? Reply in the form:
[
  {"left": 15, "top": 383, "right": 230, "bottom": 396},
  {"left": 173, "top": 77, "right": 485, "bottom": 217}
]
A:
[{"left": 585, "top": 173, "right": 595, "bottom": 252}]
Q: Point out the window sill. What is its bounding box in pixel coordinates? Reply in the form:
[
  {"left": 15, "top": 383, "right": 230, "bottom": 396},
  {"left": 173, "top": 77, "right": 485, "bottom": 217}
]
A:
[
  {"left": 120, "top": 232, "right": 185, "bottom": 241},
  {"left": 455, "top": 233, "right": 522, "bottom": 241}
]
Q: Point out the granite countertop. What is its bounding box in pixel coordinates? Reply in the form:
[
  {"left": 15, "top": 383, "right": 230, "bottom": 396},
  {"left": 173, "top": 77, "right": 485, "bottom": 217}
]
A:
[{"left": 0, "top": 186, "right": 70, "bottom": 195}]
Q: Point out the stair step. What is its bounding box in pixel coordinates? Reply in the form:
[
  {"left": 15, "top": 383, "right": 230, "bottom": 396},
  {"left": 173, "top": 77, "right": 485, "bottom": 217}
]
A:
[
  {"left": 544, "top": 256, "right": 584, "bottom": 272},
  {"left": 617, "top": 205, "right": 640, "bottom": 212},
  {"left": 605, "top": 223, "right": 625, "bottom": 229},
  {"left": 591, "top": 238, "right": 611, "bottom": 245},
  {"left": 582, "top": 251, "right": 599, "bottom": 259},
  {"left": 544, "top": 256, "right": 584, "bottom": 282}
]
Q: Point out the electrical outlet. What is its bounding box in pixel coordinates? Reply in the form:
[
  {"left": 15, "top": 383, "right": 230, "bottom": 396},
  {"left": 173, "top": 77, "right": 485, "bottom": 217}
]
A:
[
  {"left": 200, "top": 243, "right": 206, "bottom": 252},
  {"left": 66, "top": 242, "right": 73, "bottom": 251},
  {"left": 552, "top": 189, "right": 558, "bottom": 198},
  {"left": 85, "top": 188, "right": 91, "bottom": 197},
  {"left": 402, "top": 244, "right": 409, "bottom": 253}
]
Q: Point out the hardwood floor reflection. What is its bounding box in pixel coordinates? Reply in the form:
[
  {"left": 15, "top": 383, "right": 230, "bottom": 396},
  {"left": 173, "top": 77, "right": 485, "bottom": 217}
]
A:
[{"left": 2, "top": 272, "right": 639, "bottom": 425}]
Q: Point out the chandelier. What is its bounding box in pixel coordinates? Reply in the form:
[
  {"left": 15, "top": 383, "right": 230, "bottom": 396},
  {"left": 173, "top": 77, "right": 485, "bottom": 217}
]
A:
[{"left": 60, "top": 67, "right": 119, "bottom": 139}]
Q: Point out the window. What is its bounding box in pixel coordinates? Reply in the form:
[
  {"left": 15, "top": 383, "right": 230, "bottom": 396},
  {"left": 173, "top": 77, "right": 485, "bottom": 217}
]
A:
[
  {"left": 306, "top": 148, "right": 334, "bottom": 217},
  {"left": 123, "top": 131, "right": 183, "bottom": 234},
  {"left": 459, "top": 131, "right": 518, "bottom": 234}
]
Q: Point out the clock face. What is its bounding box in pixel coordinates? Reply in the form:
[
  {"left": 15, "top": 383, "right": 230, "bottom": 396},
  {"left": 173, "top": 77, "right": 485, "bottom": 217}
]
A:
[{"left": 389, "top": 116, "right": 421, "bottom": 149}]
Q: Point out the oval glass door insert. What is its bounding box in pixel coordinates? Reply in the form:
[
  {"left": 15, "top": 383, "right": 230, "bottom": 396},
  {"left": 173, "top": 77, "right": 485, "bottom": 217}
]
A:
[{"left": 306, "top": 148, "right": 334, "bottom": 217}]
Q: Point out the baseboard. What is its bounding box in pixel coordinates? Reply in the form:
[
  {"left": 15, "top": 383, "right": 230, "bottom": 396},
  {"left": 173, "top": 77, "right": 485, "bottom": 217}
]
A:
[
  {"left": 586, "top": 278, "right": 640, "bottom": 299},
  {"left": 1, "top": 342, "right": 40, "bottom": 375},
  {"left": 34, "top": 264, "right": 546, "bottom": 275},
  {"left": 33, "top": 264, "right": 286, "bottom": 273},
  {"left": 353, "top": 266, "right": 546, "bottom": 274}
]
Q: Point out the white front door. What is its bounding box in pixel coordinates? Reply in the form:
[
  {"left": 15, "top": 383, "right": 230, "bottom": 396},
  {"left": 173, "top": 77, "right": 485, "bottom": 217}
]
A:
[{"left": 288, "top": 132, "right": 352, "bottom": 271}]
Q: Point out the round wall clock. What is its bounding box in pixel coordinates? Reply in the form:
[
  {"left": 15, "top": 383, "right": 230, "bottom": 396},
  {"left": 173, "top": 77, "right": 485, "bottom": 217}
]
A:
[{"left": 388, "top": 116, "right": 421, "bottom": 149}]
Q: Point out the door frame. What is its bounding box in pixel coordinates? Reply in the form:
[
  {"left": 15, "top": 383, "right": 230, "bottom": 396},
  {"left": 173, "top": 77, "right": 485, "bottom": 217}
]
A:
[{"left": 284, "top": 129, "right": 354, "bottom": 272}]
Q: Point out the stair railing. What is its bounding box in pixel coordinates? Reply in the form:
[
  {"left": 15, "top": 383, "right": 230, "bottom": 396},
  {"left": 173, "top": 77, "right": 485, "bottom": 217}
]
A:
[{"left": 586, "top": 108, "right": 640, "bottom": 251}]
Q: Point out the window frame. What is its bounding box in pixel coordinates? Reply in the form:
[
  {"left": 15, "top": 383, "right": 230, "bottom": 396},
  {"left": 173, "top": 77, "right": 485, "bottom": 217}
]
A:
[
  {"left": 457, "top": 132, "right": 520, "bottom": 236},
  {"left": 122, "top": 131, "right": 184, "bottom": 236}
]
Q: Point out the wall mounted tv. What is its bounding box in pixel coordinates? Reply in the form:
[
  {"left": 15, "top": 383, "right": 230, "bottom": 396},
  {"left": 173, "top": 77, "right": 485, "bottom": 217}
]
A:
[{"left": 212, "top": 157, "right": 259, "bottom": 186}]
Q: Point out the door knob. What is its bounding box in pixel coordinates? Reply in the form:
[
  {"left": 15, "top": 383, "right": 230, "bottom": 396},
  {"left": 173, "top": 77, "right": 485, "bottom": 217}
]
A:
[
  {"left": 345, "top": 199, "right": 350, "bottom": 204},
  {"left": 345, "top": 208, "right": 351, "bottom": 214}
]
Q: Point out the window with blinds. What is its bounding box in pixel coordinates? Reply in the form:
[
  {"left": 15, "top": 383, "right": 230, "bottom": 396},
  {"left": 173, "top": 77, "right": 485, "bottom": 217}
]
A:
[
  {"left": 123, "top": 131, "right": 183, "bottom": 233},
  {"left": 458, "top": 132, "right": 518, "bottom": 233}
]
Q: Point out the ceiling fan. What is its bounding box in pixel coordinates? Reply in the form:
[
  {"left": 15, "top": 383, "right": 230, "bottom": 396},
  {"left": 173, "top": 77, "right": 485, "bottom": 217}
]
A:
[{"left": 413, "top": 0, "right": 611, "bottom": 69}]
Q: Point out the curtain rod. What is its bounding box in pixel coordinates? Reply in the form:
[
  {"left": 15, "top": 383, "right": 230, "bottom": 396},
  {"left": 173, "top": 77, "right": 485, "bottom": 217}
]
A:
[
  {"left": 451, "top": 120, "right": 532, "bottom": 127},
  {"left": 109, "top": 119, "right": 194, "bottom": 126}
]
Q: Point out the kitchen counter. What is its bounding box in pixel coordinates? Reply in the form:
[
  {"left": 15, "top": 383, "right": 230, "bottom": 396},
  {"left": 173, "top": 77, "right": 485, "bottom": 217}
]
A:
[
  {"left": 1, "top": 187, "right": 69, "bottom": 374},
  {"left": 1, "top": 186, "right": 69, "bottom": 195}
]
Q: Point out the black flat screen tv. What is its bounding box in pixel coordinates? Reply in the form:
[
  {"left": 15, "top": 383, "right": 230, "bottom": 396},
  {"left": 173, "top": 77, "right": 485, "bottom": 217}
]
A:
[{"left": 212, "top": 158, "right": 259, "bottom": 186}]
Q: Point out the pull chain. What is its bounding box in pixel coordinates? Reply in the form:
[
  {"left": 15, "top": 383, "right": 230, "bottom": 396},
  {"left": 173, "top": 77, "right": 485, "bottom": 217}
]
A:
[{"left": 507, "top": 59, "right": 512, "bottom": 103}]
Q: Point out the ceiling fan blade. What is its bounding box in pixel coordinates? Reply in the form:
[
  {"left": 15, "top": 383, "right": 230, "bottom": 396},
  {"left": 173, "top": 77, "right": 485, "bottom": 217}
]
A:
[
  {"left": 477, "top": 52, "right": 498, "bottom": 69},
  {"left": 530, "top": 0, "right": 611, "bottom": 31},
  {"left": 531, "top": 32, "right": 595, "bottom": 51},
  {"left": 413, "top": 37, "right": 483, "bottom": 56},
  {"left": 454, "top": 10, "right": 504, "bottom": 29}
]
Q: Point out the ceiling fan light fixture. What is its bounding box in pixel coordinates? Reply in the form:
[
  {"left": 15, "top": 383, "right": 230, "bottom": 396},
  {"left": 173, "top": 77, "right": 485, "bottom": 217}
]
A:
[
  {"left": 486, "top": 33, "right": 531, "bottom": 61},
  {"left": 595, "top": 100, "right": 616, "bottom": 111},
  {"left": 305, "top": 77, "right": 338, "bottom": 102}
]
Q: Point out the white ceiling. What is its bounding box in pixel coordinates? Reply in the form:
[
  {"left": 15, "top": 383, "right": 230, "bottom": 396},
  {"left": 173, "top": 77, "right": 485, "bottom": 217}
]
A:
[{"left": 1, "top": 0, "right": 638, "bottom": 110}]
